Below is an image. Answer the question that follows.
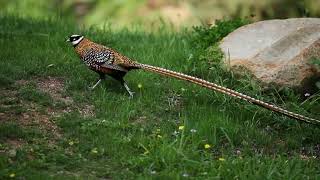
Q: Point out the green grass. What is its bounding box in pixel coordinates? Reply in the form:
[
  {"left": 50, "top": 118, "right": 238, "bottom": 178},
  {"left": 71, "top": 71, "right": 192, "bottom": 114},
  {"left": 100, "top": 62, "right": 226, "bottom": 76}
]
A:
[{"left": 0, "top": 15, "right": 319, "bottom": 179}]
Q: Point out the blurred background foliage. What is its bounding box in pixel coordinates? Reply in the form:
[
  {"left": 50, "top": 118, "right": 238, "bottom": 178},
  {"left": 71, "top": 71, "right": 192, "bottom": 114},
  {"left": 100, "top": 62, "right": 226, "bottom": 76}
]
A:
[{"left": 1, "top": 0, "right": 320, "bottom": 29}]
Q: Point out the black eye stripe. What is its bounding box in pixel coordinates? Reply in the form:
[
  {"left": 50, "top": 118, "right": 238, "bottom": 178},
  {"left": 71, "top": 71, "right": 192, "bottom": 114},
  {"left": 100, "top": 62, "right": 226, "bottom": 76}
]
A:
[{"left": 70, "top": 36, "right": 80, "bottom": 41}]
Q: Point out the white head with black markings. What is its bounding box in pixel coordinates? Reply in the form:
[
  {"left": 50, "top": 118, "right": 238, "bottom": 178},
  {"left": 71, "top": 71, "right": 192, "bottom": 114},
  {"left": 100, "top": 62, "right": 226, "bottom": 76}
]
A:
[{"left": 66, "top": 34, "right": 84, "bottom": 46}]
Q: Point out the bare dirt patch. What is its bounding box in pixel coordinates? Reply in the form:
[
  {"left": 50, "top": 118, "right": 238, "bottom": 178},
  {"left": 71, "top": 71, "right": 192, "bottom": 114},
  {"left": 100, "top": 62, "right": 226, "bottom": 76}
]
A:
[
  {"left": 0, "top": 88, "right": 62, "bottom": 139},
  {"left": 36, "top": 76, "right": 94, "bottom": 117},
  {"left": 76, "top": 104, "right": 95, "bottom": 118},
  {"left": 36, "top": 77, "right": 73, "bottom": 105},
  {"left": 6, "top": 139, "right": 25, "bottom": 149},
  {"left": 20, "top": 108, "right": 62, "bottom": 138},
  {"left": 0, "top": 76, "right": 95, "bottom": 141}
]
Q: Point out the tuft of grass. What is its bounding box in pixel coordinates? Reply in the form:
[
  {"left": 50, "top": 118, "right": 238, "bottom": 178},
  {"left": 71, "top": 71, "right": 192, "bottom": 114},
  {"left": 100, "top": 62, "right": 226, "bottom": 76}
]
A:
[
  {"left": 0, "top": 122, "right": 27, "bottom": 140},
  {"left": 0, "top": 15, "right": 319, "bottom": 179},
  {"left": 0, "top": 121, "right": 42, "bottom": 142}
]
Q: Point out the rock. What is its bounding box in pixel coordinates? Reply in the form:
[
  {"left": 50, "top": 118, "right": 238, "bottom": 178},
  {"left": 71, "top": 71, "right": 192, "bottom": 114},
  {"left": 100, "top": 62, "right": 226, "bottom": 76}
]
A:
[{"left": 219, "top": 18, "right": 320, "bottom": 90}]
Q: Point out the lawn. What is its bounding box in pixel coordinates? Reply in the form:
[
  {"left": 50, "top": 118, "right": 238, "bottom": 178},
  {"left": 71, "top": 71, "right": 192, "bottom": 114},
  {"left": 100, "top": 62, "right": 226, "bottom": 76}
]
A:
[{"left": 0, "top": 15, "right": 319, "bottom": 179}]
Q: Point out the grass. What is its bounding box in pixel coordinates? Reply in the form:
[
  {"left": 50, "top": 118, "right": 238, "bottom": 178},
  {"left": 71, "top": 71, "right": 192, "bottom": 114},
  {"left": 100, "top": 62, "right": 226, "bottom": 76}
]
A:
[{"left": 0, "top": 15, "right": 319, "bottom": 179}]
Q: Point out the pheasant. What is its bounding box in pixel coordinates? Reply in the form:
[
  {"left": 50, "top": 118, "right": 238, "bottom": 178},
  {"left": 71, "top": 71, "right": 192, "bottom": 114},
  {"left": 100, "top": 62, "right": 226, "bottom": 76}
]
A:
[{"left": 66, "top": 34, "right": 320, "bottom": 125}]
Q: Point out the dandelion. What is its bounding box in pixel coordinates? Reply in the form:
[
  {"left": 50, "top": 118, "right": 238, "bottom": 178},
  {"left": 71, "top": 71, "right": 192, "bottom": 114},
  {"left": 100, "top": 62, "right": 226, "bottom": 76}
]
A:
[
  {"left": 190, "top": 129, "right": 197, "bottom": 133},
  {"left": 218, "top": 157, "right": 225, "bottom": 161},
  {"left": 178, "top": 126, "right": 184, "bottom": 130},
  {"left": 204, "top": 144, "right": 211, "bottom": 149},
  {"left": 9, "top": 173, "right": 15, "bottom": 178},
  {"left": 91, "top": 148, "right": 98, "bottom": 154},
  {"left": 138, "top": 83, "right": 143, "bottom": 89}
]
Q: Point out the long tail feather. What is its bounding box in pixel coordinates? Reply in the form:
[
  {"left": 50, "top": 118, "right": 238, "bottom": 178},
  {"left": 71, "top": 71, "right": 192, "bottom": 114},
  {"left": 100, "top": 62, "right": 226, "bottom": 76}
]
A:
[{"left": 133, "top": 63, "right": 320, "bottom": 125}]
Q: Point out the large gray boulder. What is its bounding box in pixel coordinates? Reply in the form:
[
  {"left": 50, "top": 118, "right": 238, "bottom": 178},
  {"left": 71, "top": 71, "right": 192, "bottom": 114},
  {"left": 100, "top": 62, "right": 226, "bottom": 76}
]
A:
[{"left": 219, "top": 18, "right": 320, "bottom": 89}]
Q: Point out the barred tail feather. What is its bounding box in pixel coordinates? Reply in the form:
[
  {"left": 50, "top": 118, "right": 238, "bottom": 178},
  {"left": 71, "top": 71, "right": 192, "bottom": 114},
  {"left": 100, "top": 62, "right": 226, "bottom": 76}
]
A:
[{"left": 134, "top": 63, "right": 320, "bottom": 125}]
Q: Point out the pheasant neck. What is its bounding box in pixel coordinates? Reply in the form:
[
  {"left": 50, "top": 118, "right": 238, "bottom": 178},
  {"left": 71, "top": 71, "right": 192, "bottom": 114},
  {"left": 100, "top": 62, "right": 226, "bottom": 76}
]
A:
[{"left": 74, "top": 38, "right": 94, "bottom": 57}]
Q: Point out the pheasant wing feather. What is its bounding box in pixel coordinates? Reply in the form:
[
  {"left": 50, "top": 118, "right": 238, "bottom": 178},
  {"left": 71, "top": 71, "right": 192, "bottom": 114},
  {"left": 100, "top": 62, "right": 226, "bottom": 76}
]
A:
[
  {"left": 83, "top": 47, "right": 128, "bottom": 72},
  {"left": 100, "top": 63, "right": 128, "bottom": 72},
  {"left": 97, "top": 48, "right": 129, "bottom": 72}
]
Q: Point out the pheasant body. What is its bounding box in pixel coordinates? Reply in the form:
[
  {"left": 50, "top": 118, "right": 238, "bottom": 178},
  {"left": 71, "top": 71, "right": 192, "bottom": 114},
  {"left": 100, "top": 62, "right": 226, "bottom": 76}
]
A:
[{"left": 67, "top": 34, "right": 320, "bottom": 125}]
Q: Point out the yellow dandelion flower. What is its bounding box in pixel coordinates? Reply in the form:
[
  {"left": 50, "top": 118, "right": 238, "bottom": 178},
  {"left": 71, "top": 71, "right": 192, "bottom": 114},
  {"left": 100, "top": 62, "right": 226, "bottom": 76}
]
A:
[
  {"left": 204, "top": 144, "right": 211, "bottom": 149},
  {"left": 138, "top": 83, "right": 143, "bottom": 89},
  {"left": 178, "top": 126, "right": 184, "bottom": 130},
  {"left": 219, "top": 158, "right": 225, "bottom": 161},
  {"left": 9, "top": 173, "right": 15, "bottom": 178}
]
